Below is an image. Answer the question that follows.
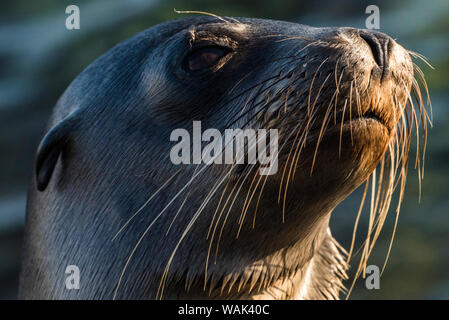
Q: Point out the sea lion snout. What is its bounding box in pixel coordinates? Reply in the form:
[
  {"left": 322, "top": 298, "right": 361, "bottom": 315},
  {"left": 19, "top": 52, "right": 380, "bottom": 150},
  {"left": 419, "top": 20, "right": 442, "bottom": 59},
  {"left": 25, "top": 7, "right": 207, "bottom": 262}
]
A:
[{"left": 306, "top": 26, "right": 415, "bottom": 135}]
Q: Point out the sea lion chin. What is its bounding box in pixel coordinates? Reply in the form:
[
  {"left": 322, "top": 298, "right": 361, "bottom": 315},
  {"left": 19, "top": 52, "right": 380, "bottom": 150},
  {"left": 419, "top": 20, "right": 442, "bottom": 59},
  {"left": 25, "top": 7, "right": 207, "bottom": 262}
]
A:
[{"left": 19, "top": 16, "right": 429, "bottom": 300}]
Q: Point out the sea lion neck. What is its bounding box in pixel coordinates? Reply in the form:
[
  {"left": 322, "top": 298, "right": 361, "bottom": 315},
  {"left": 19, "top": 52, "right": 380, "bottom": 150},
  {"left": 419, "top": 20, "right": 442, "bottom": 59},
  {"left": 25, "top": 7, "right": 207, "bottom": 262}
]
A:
[{"left": 154, "top": 211, "right": 339, "bottom": 299}]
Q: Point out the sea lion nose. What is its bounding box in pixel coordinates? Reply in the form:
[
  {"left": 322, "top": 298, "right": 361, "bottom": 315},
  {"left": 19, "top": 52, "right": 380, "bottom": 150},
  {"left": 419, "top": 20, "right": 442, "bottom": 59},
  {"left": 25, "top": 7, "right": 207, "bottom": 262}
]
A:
[{"left": 359, "top": 30, "right": 393, "bottom": 78}]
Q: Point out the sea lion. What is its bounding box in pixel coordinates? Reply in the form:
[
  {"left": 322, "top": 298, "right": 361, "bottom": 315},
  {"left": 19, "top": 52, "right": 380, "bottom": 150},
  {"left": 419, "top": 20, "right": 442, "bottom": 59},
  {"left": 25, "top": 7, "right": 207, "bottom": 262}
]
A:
[{"left": 19, "top": 16, "right": 430, "bottom": 299}]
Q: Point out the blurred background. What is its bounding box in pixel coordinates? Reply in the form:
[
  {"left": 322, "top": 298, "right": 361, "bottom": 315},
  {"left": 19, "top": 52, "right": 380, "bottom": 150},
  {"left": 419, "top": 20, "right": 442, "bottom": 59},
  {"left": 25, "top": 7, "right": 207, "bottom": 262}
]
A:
[{"left": 0, "top": 0, "right": 447, "bottom": 299}]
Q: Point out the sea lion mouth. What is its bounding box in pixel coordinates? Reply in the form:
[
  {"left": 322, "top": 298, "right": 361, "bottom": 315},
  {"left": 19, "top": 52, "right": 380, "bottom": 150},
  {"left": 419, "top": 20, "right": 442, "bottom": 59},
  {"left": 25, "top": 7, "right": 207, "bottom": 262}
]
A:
[
  {"left": 297, "top": 108, "right": 391, "bottom": 149},
  {"left": 356, "top": 111, "right": 386, "bottom": 125},
  {"left": 346, "top": 110, "right": 389, "bottom": 131},
  {"left": 325, "top": 109, "right": 389, "bottom": 131}
]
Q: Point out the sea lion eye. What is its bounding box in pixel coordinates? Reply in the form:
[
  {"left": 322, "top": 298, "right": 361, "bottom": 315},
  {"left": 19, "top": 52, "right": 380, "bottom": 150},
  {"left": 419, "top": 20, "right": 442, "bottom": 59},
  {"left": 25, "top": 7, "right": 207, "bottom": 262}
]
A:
[{"left": 185, "top": 46, "right": 230, "bottom": 72}]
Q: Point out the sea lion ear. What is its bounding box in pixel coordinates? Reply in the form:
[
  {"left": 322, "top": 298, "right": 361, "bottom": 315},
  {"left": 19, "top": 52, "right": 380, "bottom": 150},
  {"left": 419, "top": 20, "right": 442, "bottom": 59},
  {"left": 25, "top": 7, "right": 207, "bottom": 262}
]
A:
[{"left": 35, "top": 114, "right": 78, "bottom": 191}]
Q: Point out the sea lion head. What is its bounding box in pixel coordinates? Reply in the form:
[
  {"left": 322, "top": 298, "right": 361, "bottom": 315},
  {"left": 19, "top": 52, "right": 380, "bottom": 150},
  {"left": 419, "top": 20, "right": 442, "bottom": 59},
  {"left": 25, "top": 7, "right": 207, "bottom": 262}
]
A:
[{"left": 23, "top": 16, "right": 430, "bottom": 300}]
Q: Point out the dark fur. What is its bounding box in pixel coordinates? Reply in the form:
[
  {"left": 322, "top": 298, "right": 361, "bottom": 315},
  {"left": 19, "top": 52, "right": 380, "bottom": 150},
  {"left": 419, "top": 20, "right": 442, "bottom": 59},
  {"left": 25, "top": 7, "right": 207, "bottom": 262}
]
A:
[{"left": 19, "top": 17, "right": 414, "bottom": 299}]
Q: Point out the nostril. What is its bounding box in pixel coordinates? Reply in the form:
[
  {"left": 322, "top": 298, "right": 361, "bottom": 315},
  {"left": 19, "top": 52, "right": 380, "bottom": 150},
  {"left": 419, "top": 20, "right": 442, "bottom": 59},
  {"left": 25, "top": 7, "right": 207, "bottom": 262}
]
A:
[
  {"left": 359, "top": 31, "right": 392, "bottom": 80},
  {"left": 360, "top": 32, "right": 384, "bottom": 68}
]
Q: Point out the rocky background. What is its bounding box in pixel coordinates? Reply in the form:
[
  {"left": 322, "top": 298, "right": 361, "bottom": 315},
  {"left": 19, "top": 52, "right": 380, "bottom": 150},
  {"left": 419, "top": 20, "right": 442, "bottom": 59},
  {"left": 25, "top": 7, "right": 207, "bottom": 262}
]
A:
[{"left": 0, "top": 0, "right": 448, "bottom": 299}]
